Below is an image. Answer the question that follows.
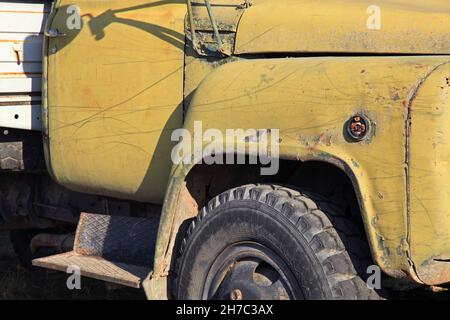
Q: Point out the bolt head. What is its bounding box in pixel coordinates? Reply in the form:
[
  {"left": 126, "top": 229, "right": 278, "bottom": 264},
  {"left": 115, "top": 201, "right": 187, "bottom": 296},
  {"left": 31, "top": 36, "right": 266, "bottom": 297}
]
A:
[
  {"left": 347, "top": 115, "right": 370, "bottom": 141},
  {"left": 230, "top": 289, "right": 243, "bottom": 300}
]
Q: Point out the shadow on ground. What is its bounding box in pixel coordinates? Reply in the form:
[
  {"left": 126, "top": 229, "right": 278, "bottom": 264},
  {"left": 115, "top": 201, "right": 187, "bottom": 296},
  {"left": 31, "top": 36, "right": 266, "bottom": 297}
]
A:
[
  {"left": 0, "top": 232, "right": 145, "bottom": 300},
  {"left": 1, "top": 231, "right": 450, "bottom": 300}
]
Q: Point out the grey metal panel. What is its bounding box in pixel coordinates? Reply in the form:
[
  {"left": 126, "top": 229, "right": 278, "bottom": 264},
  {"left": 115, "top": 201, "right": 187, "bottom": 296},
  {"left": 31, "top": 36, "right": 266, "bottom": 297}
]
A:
[{"left": 75, "top": 213, "right": 160, "bottom": 267}]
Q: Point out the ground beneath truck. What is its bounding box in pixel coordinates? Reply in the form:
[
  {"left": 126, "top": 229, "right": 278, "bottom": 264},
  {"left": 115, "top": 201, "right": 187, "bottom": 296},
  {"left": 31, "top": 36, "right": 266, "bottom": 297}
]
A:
[{"left": 1, "top": 231, "right": 450, "bottom": 300}]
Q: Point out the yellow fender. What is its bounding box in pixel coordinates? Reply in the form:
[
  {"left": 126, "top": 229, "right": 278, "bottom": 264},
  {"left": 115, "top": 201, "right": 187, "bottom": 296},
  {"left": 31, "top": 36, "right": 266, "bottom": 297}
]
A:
[{"left": 144, "top": 56, "right": 450, "bottom": 298}]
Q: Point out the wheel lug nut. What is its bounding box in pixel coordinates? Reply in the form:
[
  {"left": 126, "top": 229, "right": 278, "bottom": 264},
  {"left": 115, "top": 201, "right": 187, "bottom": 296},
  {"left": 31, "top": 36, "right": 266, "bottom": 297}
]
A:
[{"left": 230, "top": 289, "right": 243, "bottom": 300}]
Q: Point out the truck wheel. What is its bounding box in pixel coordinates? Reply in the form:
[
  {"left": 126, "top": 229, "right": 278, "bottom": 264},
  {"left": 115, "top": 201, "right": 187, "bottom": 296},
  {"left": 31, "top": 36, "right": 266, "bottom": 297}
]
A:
[{"left": 174, "top": 184, "right": 379, "bottom": 300}]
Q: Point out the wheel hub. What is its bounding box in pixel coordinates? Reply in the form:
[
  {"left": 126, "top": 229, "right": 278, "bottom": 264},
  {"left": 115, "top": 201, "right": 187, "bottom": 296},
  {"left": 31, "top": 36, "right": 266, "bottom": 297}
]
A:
[{"left": 203, "top": 243, "right": 298, "bottom": 300}]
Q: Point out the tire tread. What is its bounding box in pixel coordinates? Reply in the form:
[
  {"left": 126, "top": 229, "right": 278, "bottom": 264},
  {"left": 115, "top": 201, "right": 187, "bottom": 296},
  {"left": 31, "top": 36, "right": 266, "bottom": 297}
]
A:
[{"left": 175, "top": 184, "right": 378, "bottom": 300}]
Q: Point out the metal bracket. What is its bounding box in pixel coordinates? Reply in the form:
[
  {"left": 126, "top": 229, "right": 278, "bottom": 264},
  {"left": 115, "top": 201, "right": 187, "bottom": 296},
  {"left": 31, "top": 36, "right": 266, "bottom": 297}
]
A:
[
  {"left": 238, "top": 0, "right": 253, "bottom": 9},
  {"left": 186, "top": 0, "right": 246, "bottom": 56},
  {"left": 203, "top": 0, "right": 223, "bottom": 53},
  {"left": 44, "top": 28, "right": 66, "bottom": 38}
]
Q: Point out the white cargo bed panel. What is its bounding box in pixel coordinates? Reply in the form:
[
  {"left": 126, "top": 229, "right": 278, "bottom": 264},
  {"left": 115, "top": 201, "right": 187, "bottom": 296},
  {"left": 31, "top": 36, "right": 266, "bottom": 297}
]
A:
[
  {"left": 0, "top": 1, "right": 50, "bottom": 131},
  {"left": 0, "top": 77, "right": 41, "bottom": 93},
  {"left": 0, "top": 33, "right": 43, "bottom": 63},
  {"left": 0, "top": 61, "right": 42, "bottom": 74},
  {"left": 0, "top": 104, "right": 41, "bottom": 130},
  {"left": 0, "top": 2, "right": 49, "bottom": 33}
]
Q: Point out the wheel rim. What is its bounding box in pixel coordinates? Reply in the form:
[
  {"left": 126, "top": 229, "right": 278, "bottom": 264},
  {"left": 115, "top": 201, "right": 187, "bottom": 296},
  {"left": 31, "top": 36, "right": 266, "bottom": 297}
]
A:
[{"left": 203, "top": 242, "right": 301, "bottom": 300}]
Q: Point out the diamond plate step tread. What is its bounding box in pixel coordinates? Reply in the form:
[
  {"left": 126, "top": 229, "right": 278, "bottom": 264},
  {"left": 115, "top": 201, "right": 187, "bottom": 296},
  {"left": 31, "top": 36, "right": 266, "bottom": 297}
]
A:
[
  {"left": 75, "top": 212, "right": 159, "bottom": 267},
  {"left": 32, "top": 252, "right": 151, "bottom": 288}
]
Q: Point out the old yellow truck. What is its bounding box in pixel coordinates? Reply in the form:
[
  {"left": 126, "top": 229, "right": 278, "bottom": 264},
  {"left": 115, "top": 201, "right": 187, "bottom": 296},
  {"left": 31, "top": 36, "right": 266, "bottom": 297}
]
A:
[{"left": 0, "top": 0, "right": 449, "bottom": 300}]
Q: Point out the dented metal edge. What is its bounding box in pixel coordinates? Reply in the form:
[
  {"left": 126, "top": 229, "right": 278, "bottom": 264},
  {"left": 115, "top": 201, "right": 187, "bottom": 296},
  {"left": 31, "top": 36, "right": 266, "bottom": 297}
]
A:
[{"left": 404, "top": 60, "right": 450, "bottom": 284}]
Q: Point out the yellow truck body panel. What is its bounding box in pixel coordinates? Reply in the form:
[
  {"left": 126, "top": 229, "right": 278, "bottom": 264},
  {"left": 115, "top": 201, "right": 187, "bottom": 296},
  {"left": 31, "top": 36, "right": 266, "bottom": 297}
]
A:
[
  {"left": 41, "top": 0, "right": 450, "bottom": 288},
  {"left": 160, "top": 56, "right": 450, "bottom": 282},
  {"left": 235, "top": 0, "right": 450, "bottom": 54},
  {"left": 409, "top": 62, "right": 450, "bottom": 284},
  {"left": 44, "top": 0, "right": 186, "bottom": 203}
]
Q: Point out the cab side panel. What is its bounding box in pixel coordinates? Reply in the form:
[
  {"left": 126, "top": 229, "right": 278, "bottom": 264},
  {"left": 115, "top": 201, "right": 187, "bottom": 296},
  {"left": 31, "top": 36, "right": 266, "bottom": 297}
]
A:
[{"left": 45, "top": 0, "right": 186, "bottom": 203}]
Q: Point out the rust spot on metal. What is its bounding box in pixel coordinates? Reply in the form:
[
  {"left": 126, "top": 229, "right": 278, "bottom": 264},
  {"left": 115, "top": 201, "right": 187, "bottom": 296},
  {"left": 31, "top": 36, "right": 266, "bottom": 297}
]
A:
[
  {"left": 162, "top": 10, "right": 173, "bottom": 21},
  {"left": 158, "top": 183, "right": 198, "bottom": 276},
  {"left": 415, "top": 258, "right": 450, "bottom": 285},
  {"left": 318, "top": 132, "right": 332, "bottom": 146},
  {"left": 390, "top": 87, "right": 402, "bottom": 101}
]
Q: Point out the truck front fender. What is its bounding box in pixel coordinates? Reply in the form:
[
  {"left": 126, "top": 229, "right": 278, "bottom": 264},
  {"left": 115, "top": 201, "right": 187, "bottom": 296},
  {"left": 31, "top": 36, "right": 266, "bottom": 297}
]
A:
[{"left": 144, "top": 56, "right": 450, "bottom": 298}]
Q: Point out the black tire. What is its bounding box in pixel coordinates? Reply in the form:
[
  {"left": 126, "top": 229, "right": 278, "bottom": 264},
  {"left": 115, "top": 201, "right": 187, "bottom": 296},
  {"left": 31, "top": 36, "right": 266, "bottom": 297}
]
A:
[{"left": 174, "top": 184, "right": 379, "bottom": 300}]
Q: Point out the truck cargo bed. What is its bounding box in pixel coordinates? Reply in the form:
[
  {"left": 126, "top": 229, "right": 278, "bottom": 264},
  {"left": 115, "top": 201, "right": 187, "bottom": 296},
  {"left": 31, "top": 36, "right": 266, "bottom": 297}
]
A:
[{"left": 0, "top": 1, "right": 50, "bottom": 131}]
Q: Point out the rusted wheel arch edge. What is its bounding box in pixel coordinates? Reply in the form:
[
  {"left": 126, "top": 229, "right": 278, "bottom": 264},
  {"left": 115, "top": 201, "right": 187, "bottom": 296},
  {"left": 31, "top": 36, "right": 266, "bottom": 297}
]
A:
[{"left": 142, "top": 151, "right": 413, "bottom": 299}]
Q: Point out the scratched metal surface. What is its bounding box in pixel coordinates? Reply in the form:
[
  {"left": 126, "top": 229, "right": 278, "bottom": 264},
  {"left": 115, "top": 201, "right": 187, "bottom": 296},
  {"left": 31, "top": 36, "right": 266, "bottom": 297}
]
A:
[
  {"left": 168, "top": 56, "right": 450, "bottom": 286},
  {"left": 44, "top": 0, "right": 186, "bottom": 203},
  {"left": 235, "top": 0, "right": 450, "bottom": 54},
  {"left": 37, "top": 0, "right": 450, "bottom": 297}
]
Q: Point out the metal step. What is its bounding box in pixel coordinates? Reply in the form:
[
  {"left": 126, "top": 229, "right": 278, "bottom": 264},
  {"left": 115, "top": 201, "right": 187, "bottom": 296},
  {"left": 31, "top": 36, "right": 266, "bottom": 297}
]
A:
[
  {"left": 33, "top": 252, "right": 151, "bottom": 288},
  {"left": 33, "top": 212, "right": 160, "bottom": 288}
]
